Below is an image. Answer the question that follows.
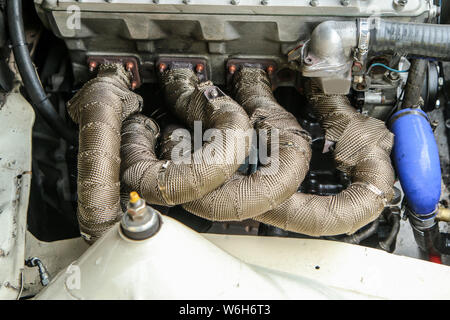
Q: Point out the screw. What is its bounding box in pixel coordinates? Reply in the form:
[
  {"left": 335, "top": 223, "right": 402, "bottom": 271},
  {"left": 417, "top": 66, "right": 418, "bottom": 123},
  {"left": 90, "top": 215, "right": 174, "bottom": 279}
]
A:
[
  {"left": 88, "top": 61, "right": 97, "bottom": 72},
  {"left": 126, "top": 61, "right": 134, "bottom": 71},
  {"left": 340, "top": 0, "right": 349, "bottom": 6},
  {"left": 230, "top": 0, "right": 239, "bottom": 4},
  {"left": 195, "top": 63, "right": 204, "bottom": 73},
  {"left": 310, "top": 0, "right": 318, "bottom": 6},
  {"left": 228, "top": 64, "right": 237, "bottom": 74},
  {"left": 266, "top": 65, "right": 275, "bottom": 75},
  {"left": 158, "top": 63, "right": 167, "bottom": 73}
]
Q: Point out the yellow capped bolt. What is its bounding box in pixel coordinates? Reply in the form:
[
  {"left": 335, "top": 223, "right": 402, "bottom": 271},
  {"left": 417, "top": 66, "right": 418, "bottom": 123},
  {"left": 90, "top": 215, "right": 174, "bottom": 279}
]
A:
[{"left": 129, "top": 191, "right": 141, "bottom": 204}]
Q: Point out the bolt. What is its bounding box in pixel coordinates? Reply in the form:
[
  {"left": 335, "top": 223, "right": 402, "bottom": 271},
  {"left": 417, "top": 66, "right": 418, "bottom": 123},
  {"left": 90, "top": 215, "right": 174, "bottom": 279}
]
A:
[
  {"left": 310, "top": 0, "right": 318, "bottom": 6},
  {"left": 352, "top": 62, "right": 362, "bottom": 73},
  {"left": 230, "top": 0, "right": 239, "bottom": 4},
  {"left": 389, "top": 71, "right": 400, "bottom": 80},
  {"left": 436, "top": 99, "right": 441, "bottom": 108},
  {"left": 356, "top": 83, "right": 366, "bottom": 90},
  {"left": 266, "top": 65, "right": 275, "bottom": 75},
  {"left": 340, "top": 0, "right": 349, "bottom": 6},
  {"left": 394, "top": 0, "right": 407, "bottom": 7},
  {"left": 195, "top": 63, "right": 204, "bottom": 73},
  {"left": 228, "top": 64, "right": 237, "bottom": 74},
  {"left": 126, "top": 61, "right": 134, "bottom": 71},
  {"left": 304, "top": 56, "right": 314, "bottom": 65},
  {"left": 88, "top": 61, "right": 97, "bottom": 72},
  {"left": 158, "top": 63, "right": 167, "bottom": 73}
]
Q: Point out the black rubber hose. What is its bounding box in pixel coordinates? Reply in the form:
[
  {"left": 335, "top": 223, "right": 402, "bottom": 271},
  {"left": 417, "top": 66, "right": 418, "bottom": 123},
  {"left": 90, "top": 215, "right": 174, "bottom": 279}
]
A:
[
  {"left": 378, "top": 213, "right": 400, "bottom": 253},
  {"left": 7, "top": 0, "right": 77, "bottom": 145},
  {"left": 342, "top": 219, "right": 380, "bottom": 245},
  {"left": 372, "top": 20, "right": 450, "bottom": 60},
  {"left": 402, "top": 59, "right": 428, "bottom": 109}
]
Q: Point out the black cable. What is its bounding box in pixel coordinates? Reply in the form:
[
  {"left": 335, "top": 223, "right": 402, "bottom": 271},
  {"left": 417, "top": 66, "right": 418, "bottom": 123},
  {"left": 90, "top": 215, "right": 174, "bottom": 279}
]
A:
[{"left": 7, "top": 0, "right": 77, "bottom": 145}]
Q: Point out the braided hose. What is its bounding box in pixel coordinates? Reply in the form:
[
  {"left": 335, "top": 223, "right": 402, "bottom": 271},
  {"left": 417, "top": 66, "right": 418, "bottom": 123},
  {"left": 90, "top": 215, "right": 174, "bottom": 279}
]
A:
[
  {"left": 120, "top": 69, "right": 252, "bottom": 206},
  {"left": 67, "top": 64, "right": 142, "bottom": 243}
]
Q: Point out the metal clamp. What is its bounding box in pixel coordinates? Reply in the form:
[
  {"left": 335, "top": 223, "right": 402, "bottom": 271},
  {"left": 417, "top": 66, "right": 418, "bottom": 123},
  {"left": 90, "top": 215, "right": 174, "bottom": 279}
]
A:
[{"left": 355, "top": 18, "right": 370, "bottom": 63}]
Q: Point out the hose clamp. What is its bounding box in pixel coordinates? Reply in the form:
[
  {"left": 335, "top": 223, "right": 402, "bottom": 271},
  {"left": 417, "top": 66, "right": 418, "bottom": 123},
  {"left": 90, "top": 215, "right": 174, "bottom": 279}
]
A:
[
  {"left": 157, "top": 161, "right": 176, "bottom": 206},
  {"left": 353, "top": 181, "right": 387, "bottom": 203},
  {"left": 388, "top": 109, "right": 429, "bottom": 128}
]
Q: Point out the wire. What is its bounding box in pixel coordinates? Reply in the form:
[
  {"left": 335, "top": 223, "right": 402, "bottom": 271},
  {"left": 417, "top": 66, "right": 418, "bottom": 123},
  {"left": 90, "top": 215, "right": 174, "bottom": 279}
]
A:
[{"left": 367, "top": 63, "right": 409, "bottom": 75}]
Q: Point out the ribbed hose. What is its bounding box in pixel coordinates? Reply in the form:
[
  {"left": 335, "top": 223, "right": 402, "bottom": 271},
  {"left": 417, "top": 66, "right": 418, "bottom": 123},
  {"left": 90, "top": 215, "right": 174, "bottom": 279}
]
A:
[
  {"left": 372, "top": 20, "right": 450, "bottom": 59},
  {"left": 255, "top": 81, "right": 395, "bottom": 236},
  {"left": 120, "top": 69, "right": 252, "bottom": 206},
  {"left": 67, "top": 64, "right": 142, "bottom": 243},
  {"left": 181, "top": 68, "right": 312, "bottom": 221}
]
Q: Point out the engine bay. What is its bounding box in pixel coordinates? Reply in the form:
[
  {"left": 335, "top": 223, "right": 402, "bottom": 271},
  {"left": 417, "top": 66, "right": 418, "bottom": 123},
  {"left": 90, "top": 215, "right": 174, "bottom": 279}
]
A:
[{"left": 1, "top": 0, "right": 450, "bottom": 299}]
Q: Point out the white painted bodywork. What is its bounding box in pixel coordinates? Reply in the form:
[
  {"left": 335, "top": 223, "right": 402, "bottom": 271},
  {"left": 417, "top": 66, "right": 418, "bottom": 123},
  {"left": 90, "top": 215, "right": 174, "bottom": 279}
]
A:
[
  {"left": 0, "top": 93, "right": 34, "bottom": 300},
  {"left": 34, "top": 215, "right": 450, "bottom": 300}
]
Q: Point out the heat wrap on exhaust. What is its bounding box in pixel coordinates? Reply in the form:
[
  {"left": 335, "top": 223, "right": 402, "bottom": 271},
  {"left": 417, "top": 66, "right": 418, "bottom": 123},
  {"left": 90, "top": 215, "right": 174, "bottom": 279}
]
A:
[
  {"left": 120, "top": 68, "right": 252, "bottom": 206},
  {"left": 67, "top": 64, "right": 142, "bottom": 242}
]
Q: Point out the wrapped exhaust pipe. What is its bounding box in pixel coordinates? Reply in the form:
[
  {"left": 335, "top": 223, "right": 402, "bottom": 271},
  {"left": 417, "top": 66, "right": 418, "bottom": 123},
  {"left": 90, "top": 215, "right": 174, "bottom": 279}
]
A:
[
  {"left": 255, "top": 81, "right": 395, "bottom": 236},
  {"left": 181, "top": 68, "right": 312, "bottom": 220},
  {"left": 120, "top": 68, "right": 252, "bottom": 206},
  {"left": 67, "top": 64, "right": 142, "bottom": 243}
]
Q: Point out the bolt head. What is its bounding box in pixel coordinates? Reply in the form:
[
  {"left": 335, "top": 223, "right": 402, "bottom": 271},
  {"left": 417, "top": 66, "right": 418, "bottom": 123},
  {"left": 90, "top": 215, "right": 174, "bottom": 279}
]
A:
[
  {"left": 309, "top": 0, "right": 318, "bottom": 6},
  {"left": 195, "top": 63, "right": 204, "bottom": 73},
  {"left": 126, "top": 62, "right": 134, "bottom": 71},
  {"left": 228, "top": 64, "right": 237, "bottom": 74},
  {"left": 158, "top": 63, "right": 167, "bottom": 73},
  {"left": 88, "top": 61, "right": 97, "bottom": 72},
  {"left": 266, "top": 65, "right": 275, "bottom": 75}
]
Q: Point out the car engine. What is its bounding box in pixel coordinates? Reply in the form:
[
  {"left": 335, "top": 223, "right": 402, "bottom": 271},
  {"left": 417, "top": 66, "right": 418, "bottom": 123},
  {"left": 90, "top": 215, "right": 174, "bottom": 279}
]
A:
[{"left": 1, "top": 0, "right": 450, "bottom": 300}]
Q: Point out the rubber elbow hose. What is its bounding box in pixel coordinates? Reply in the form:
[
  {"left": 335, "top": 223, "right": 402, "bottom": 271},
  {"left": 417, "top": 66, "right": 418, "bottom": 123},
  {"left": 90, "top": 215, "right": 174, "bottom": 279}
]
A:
[{"left": 390, "top": 108, "right": 441, "bottom": 215}]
